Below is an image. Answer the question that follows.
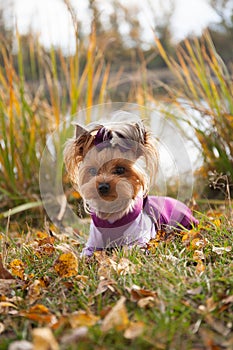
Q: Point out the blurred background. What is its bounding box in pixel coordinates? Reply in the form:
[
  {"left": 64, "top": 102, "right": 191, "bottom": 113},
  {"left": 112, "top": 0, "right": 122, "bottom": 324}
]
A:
[{"left": 0, "top": 0, "right": 232, "bottom": 225}]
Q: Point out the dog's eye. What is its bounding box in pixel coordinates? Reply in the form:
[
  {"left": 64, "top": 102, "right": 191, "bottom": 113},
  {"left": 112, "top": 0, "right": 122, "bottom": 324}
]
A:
[
  {"left": 89, "top": 167, "right": 98, "bottom": 176},
  {"left": 113, "top": 166, "right": 125, "bottom": 175}
]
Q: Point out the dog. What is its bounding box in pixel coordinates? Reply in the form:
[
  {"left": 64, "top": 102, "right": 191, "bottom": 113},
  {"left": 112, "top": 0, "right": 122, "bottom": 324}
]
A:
[{"left": 64, "top": 113, "right": 198, "bottom": 256}]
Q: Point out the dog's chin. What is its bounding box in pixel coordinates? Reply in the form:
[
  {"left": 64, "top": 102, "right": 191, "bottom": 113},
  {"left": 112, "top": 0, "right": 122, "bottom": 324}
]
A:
[{"left": 86, "top": 197, "right": 135, "bottom": 222}]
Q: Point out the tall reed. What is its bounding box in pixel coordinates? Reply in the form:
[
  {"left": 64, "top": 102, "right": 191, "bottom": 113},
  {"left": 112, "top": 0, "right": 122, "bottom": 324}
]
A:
[
  {"left": 154, "top": 31, "right": 233, "bottom": 182},
  {"left": 0, "top": 22, "right": 111, "bottom": 215}
]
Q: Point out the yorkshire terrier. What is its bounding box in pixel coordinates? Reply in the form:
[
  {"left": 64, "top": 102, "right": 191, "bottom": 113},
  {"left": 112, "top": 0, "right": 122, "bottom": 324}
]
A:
[{"left": 64, "top": 113, "right": 198, "bottom": 256}]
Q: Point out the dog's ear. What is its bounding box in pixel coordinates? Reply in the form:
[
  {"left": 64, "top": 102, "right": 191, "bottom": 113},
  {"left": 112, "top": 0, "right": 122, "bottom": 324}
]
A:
[{"left": 74, "top": 123, "right": 88, "bottom": 139}]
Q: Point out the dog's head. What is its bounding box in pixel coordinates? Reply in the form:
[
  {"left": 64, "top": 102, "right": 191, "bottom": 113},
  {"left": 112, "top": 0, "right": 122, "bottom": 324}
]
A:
[{"left": 64, "top": 117, "right": 158, "bottom": 220}]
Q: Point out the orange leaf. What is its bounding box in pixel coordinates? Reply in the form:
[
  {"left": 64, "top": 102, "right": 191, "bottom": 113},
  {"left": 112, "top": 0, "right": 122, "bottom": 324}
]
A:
[
  {"left": 21, "top": 304, "right": 57, "bottom": 325},
  {"left": 54, "top": 252, "right": 78, "bottom": 278},
  {"left": 129, "top": 285, "right": 157, "bottom": 302},
  {"left": 195, "top": 261, "right": 205, "bottom": 275},
  {"left": 36, "top": 231, "right": 49, "bottom": 240}
]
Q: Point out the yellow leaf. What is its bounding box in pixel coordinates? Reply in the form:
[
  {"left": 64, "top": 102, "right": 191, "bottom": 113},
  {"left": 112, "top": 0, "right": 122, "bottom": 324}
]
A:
[
  {"left": 124, "top": 321, "right": 144, "bottom": 339},
  {"left": 9, "top": 259, "right": 25, "bottom": 279},
  {"left": 0, "top": 301, "right": 17, "bottom": 309},
  {"left": 32, "top": 327, "right": 59, "bottom": 350},
  {"left": 213, "top": 219, "right": 221, "bottom": 227},
  {"left": 36, "top": 231, "right": 49, "bottom": 240},
  {"left": 69, "top": 311, "right": 99, "bottom": 328},
  {"left": 196, "top": 261, "right": 205, "bottom": 275},
  {"left": 54, "top": 252, "right": 78, "bottom": 278},
  {"left": 146, "top": 239, "right": 159, "bottom": 253},
  {"left": 101, "top": 296, "right": 129, "bottom": 332}
]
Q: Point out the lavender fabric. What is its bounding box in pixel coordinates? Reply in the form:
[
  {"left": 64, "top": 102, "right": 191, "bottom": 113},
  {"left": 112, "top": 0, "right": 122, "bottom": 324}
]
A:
[{"left": 81, "top": 196, "right": 198, "bottom": 257}]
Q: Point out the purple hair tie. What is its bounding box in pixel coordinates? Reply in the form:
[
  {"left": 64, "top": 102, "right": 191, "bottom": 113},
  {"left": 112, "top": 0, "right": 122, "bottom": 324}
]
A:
[
  {"left": 94, "top": 127, "right": 126, "bottom": 152},
  {"left": 94, "top": 127, "right": 113, "bottom": 147}
]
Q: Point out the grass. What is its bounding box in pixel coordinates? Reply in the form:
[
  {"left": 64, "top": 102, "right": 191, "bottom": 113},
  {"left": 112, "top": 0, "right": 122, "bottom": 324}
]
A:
[{"left": 0, "top": 211, "right": 232, "bottom": 349}]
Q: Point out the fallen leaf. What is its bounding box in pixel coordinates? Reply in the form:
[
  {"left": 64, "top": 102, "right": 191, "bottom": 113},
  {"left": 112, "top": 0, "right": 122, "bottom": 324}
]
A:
[
  {"left": 35, "top": 236, "right": 55, "bottom": 257},
  {"left": 205, "top": 314, "right": 231, "bottom": 337},
  {"left": 61, "top": 327, "right": 88, "bottom": 345},
  {"left": 146, "top": 239, "right": 159, "bottom": 253},
  {"left": 0, "top": 301, "right": 17, "bottom": 308},
  {"left": 129, "top": 285, "right": 157, "bottom": 302},
  {"left": 32, "top": 327, "right": 59, "bottom": 350},
  {"left": 0, "top": 322, "right": 5, "bottom": 334},
  {"left": 111, "top": 258, "right": 136, "bottom": 276},
  {"left": 195, "top": 261, "right": 205, "bottom": 274},
  {"left": 221, "top": 295, "right": 233, "bottom": 305},
  {"left": 28, "top": 279, "right": 46, "bottom": 304},
  {"left": 0, "top": 279, "right": 19, "bottom": 296},
  {"left": 193, "top": 250, "right": 205, "bottom": 261},
  {"left": 20, "top": 304, "right": 57, "bottom": 325},
  {"left": 9, "top": 259, "right": 25, "bottom": 279},
  {"left": 138, "top": 296, "right": 156, "bottom": 308},
  {"left": 94, "top": 250, "right": 109, "bottom": 263},
  {"left": 124, "top": 321, "right": 144, "bottom": 339},
  {"left": 0, "top": 255, "right": 14, "bottom": 279},
  {"left": 212, "top": 246, "right": 231, "bottom": 255},
  {"left": 213, "top": 218, "right": 221, "bottom": 227},
  {"left": 36, "top": 231, "right": 49, "bottom": 240},
  {"left": 69, "top": 311, "right": 99, "bottom": 328},
  {"left": 101, "top": 296, "right": 129, "bottom": 332},
  {"left": 190, "top": 238, "right": 208, "bottom": 250},
  {"left": 53, "top": 252, "right": 78, "bottom": 278},
  {"left": 199, "top": 328, "right": 222, "bottom": 350},
  {"left": 0, "top": 301, "right": 18, "bottom": 315},
  {"left": 8, "top": 340, "right": 33, "bottom": 350},
  {"left": 95, "top": 279, "right": 116, "bottom": 296}
]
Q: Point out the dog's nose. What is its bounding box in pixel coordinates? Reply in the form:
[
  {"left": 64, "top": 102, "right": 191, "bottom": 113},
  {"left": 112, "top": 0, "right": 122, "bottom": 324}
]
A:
[{"left": 98, "top": 182, "right": 110, "bottom": 196}]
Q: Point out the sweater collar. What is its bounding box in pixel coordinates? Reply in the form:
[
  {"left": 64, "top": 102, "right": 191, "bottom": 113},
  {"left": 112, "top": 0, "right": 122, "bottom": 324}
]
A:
[{"left": 91, "top": 196, "right": 144, "bottom": 228}]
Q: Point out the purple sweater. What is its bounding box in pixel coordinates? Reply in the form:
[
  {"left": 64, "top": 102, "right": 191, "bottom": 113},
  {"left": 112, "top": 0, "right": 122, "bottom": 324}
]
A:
[{"left": 81, "top": 196, "right": 198, "bottom": 257}]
